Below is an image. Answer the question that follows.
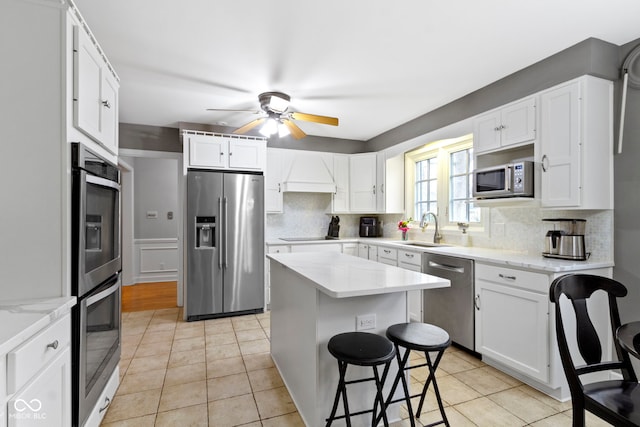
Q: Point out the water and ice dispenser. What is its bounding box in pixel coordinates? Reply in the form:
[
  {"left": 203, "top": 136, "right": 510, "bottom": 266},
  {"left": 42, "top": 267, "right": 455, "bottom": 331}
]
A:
[{"left": 195, "top": 216, "right": 216, "bottom": 248}]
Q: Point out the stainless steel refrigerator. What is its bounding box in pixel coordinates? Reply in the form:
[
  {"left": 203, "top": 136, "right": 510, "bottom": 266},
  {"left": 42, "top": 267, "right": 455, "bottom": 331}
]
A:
[{"left": 186, "top": 170, "right": 265, "bottom": 320}]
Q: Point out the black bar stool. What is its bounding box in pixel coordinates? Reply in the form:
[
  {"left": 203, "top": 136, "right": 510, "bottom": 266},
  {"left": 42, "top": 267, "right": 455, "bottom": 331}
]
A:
[
  {"left": 381, "top": 323, "right": 451, "bottom": 427},
  {"left": 325, "top": 331, "right": 396, "bottom": 427}
]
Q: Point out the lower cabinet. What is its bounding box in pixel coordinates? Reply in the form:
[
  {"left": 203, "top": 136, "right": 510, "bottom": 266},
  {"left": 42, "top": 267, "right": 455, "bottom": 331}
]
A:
[
  {"left": 357, "top": 243, "right": 378, "bottom": 260},
  {"left": 341, "top": 243, "right": 358, "bottom": 256},
  {"left": 398, "top": 249, "right": 422, "bottom": 322},
  {"left": 377, "top": 247, "right": 398, "bottom": 266}
]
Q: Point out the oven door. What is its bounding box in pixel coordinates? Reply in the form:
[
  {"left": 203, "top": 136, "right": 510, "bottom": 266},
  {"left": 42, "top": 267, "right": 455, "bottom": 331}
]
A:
[
  {"left": 75, "top": 170, "right": 121, "bottom": 297},
  {"left": 76, "top": 274, "right": 121, "bottom": 427}
]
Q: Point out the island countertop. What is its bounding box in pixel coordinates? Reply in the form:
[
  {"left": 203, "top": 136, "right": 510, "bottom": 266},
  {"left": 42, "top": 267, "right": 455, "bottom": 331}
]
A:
[{"left": 267, "top": 251, "right": 450, "bottom": 298}]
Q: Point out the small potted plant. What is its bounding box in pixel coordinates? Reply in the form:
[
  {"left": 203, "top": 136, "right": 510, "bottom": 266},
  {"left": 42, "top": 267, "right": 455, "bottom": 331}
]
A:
[{"left": 398, "top": 218, "right": 412, "bottom": 241}]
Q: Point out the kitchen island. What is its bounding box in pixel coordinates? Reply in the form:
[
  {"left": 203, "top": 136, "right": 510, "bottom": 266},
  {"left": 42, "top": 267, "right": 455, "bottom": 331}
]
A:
[{"left": 267, "top": 251, "right": 450, "bottom": 427}]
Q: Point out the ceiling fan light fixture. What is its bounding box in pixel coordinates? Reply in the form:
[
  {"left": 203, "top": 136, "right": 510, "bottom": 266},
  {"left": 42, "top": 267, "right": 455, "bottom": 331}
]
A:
[
  {"left": 269, "top": 94, "right": 290, "bottom": 113},
  {"left": 259, "top": 118, "right": 278, "bottom": 137},
  {"left": 278, "top": 122, "right": 291, "bottom": 138},
  {"left": 259, "top": 91, "right": 291, "bottom": 114}
]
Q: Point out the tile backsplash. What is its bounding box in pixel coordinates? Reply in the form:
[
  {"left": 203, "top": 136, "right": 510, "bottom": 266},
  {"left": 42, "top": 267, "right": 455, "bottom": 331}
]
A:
[{"left": 267, "top": 193, "right": 613, "bottom": 262}]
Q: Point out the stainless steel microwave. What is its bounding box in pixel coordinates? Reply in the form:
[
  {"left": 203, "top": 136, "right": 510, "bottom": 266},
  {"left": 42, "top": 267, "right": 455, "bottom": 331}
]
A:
[{"left": 472, "top": 161, "right": 534, "bottom": 199}]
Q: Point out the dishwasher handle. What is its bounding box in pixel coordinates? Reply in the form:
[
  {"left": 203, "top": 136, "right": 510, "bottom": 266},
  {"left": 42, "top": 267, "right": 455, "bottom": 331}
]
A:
[
  {"left": 427, "top": 260, "right": 465, "bottom": 274},
  {"left": 475, "top": 294, "right": 480, "bottom": 310}
]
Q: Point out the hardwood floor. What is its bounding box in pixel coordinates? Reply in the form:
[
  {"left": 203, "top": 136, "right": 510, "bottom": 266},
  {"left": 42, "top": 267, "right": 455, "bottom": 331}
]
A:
[{"left": 121, "top": 281, "right": 178, "bottom": 312}]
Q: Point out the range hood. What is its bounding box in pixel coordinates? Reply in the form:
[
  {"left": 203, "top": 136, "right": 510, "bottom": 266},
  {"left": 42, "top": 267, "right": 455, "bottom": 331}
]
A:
[{"left": 281, "top": 151, "right": 337, "bottom": 193}]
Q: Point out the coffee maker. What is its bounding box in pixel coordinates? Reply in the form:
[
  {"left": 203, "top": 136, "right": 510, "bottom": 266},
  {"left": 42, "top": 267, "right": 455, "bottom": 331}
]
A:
[{"left": 542, "top": 218, "right": 587, "bottom": 260}]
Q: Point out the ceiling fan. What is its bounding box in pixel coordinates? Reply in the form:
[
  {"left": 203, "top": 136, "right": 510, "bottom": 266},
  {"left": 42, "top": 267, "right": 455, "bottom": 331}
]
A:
[{"left": 207, "top": 91, "right": 339, "bottom": 139}]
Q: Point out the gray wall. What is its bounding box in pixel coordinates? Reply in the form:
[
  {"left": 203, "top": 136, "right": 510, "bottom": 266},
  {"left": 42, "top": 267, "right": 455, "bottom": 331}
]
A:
[
  {"left": 125, "top": 156, "right": 179, "bottom": 239},
  {"left": 614, "top": 39, "right": 640, "bottom": 324},
  {"left": 120, "top": 123, "right": 181, "bottom": 152}
]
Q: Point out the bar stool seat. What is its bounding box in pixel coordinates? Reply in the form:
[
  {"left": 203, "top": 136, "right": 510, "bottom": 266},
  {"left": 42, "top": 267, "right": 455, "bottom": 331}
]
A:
[
  {"left": 326, "top": 332, "right": 396, "bottom": 427},
  {"left": 384, "top": 323, "right": 451, "bottom": 427}
]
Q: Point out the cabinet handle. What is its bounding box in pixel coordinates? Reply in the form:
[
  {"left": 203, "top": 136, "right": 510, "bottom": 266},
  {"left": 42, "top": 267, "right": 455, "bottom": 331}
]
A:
[
  {"left": 47, "top": 340, "right": 59, "bottom": 350},
  {"left": 101, "top": 100, "right": 111, "bottom": 109},
  {"left": 278, "top": 183, "right": 281, "bottom": 193},
  {"left": 229, "top": 152, "right": 233, "bottom": 156},
  {"left": 475, "top": 295, "right": 480, "bottom": 310},
  {"left": 99, "top": 397, "right": 111, "bottom": 413},
  {"left": 381, "top": 183, "right": 384, "bottom": 194},
  {"left": 500, "top": 124, "right": 506, "bottom": 130},
  {"left": 383, "top": 249, "right": 390, "bottom": 254},
  {"left": 498, "top": 273, "right": 517, "bottom": 281},
  {"left": 494, "top": 126, "right": 501, "bottom": 132},
  {"left": 372, "top": 185, "right": 376, "bottom": 195},
  {"left": 541, "top": 154, "right": 548, "bottom": 172},
  {"left": 405, "top": 253, "right": 414, "bottom": 258}
]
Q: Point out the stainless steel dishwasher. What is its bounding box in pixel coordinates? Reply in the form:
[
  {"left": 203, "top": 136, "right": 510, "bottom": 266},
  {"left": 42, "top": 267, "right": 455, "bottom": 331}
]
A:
[{"left": 422, "top": 252, "right": 475, "bottom": 353}]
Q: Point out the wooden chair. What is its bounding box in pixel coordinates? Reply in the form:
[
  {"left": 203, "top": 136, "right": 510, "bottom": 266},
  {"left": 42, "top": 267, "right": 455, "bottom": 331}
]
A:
[{"left": 550, "top": 274, "right": 640, "bottom": 427}]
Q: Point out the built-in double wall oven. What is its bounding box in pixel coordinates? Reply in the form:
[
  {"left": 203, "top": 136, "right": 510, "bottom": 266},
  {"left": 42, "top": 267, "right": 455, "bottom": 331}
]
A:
[{"left": 71, "top": 143, "right": 121, "bottom": 427}]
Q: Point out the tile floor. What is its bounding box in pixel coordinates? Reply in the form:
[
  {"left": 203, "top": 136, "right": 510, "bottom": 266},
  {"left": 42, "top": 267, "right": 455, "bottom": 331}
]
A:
[{"left": 102, "top": 308, "right": 613, "bottom": 426}]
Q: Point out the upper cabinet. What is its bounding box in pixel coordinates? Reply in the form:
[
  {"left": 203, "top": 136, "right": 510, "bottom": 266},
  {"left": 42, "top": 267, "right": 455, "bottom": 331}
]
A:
[
  {"left": 266, "top": 149, "right": 284, "bottom": 213},
  {"left": 473, "top": 97, "right": 536, "bottom": 154},
  {"left": 349, "top": 153, "right": 377, "bottom": 212},
  {"left": 73, "top": 26, "right": 119, "bottom": 155},
  {"left": 332, "top": 154, "right": 350, "bottom": 213},
  {"left": 186, "top": 133, "right": 266, "bottom": 171},
  {"left": 377, "top": 152, "right": 404, "bottom": 214},
  {"left": 539, "top": 76, "right": 613, "bottom": 209}
]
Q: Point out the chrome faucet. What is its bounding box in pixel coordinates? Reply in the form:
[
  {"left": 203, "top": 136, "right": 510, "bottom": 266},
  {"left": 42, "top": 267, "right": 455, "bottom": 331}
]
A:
[{"left": 420, "top": 212, "right": 442, "bottom": 244}]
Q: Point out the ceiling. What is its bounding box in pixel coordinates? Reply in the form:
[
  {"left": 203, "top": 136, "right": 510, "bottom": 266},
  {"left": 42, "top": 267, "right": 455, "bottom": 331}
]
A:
[{"left": 74, "top": 0, "right": 640, "bottom": 142}]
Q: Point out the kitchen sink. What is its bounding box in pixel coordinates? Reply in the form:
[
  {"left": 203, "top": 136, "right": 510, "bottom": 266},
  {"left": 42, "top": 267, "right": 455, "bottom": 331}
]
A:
[{"left": 395, "top": 241, "right": 451, "bottom": 248}]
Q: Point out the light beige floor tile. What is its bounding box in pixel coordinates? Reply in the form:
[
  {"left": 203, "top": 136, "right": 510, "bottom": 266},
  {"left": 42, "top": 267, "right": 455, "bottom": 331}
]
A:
[
  {"left": 208, "top": 394, "right": 260, "bottom": 427},
  {"left": 438, "top": 352, "right": 480, "bottom": 375},
  {"left": 243, "top": 352, "right": 275, "bottom": 371},
  {"left": 451, "top": 350, "right": 485, "bottom": 368},
  {"left": 153, "top": 307, "right": 180, "bottom": 316},
  {"left": 155, "top": 403, "right": 208, "bottom": 427},
  {"left": 117, "top": 368, "right": 166, "bottom": 395},
  {"left": 205, "top": 332, "right": 237, "bottom": 346},
  {"left": 171, "top": 335, "right": 206, "bottom": 352},
  {"left": 247, "top": 367, "right": 284, "bottom": 392},
  {"left": 128, "top": 353, "right": 170, "bottom": 374},
  {"left": 436, "top": 374, "right": 482, "bottom": 405},
  {"left": 175, "top": 320, "right": 204, "bottom": 331},
  {"left": 102, "top": 389, "right": 162, "bottom": 423},
  {"left": 517, "top": 384, "right": 573, "bottom": 412},
  {"left": 207, "top": 372, "right": 252, "bottom": 401},
  {"left": 453, "top": 366, "right": 513, "bottom": 395},
  {"left": 239, "top": 338, "right": 270, "bottom": 355},
  {"left": 140, "top": 329, "right": 175, "bottom": 345},
  {"left": 480, "top": 364, "right": 522, "bottom": 387},
  {"left": 145, "top": 322, "right": 176, "bottom": 334},
  {"left": 134, "top": 341, "right": 172, "bottom": 358},
  {"left": 204, "top": 321, "right": 234, "bottom": 335},
  {"left": 488, "top": 387, "right": 557, "bottom": 423},
  {"left": 207, "top": 355, "right": 246, "bottom": 378},
  {"left": 417, "top": 406, "right": 476, "bottom": 427},
  {"left": 261, "top": 411, "right": 306, "bottom": 427},
  {"left": 122, "top": 333, "right": 144, "bottom": 347},
  {"left": 206, "top": 342, "right": 241, "bottom": 360},
  {"left": 254, "top": 386, "right": 297, "bottom": 419},
  {"left": 530, "top": 413, "right": 573, "bottom": 427},
  {"left": 121, "top": 343, "right": 138, "bottom": 360},
  {"left": 127, "top": 310, "right": 155, "bottom": 319},
  {"left": 101, "top": 414, "right": 156, "bottom": 426},
  {"left": 232, "top": 318, "right": 262, "bottom": 331},
  {"left": 173, "top": 325, "right": 204, "bottom": 340},
  {"left": 168, "top": 348, "right": 206, "bottom": 368},
  {"left": 158, "top": 380, "right": 208, "bottom": 412},
  {"left": 455, "top": 396, "right": 526, "bottom": 427},
  {"left": 258, "top": 318, "right": 271, "bottom": 329},
  {"left": 164, "top": 362, "right": 206, "bottom": 386},
  {"left": 119, "top": 358, "right": 132, "bottom": 376},
  {"left": 236, "top": 328, "right": 268, "bottom": 342}
]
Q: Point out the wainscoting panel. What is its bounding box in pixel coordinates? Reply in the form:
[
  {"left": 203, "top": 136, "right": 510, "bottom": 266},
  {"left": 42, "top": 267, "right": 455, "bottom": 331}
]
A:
[{"left": 134, "top": 238, "right": 178, "bottom": 283}]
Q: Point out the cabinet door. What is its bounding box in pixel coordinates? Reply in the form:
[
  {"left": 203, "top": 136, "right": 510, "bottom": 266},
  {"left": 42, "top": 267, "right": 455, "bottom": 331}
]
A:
[
  {"left": 332, "top": 154, "right": 350, "bottom": 213},
  {"left": 74, "top": 27, "right": 102, "bottom": 142},
  {"left": 473, "top": 110, "right": 502, "bottom": 154},
  {"left": 99, "top": 71, "right": 119, "bottom": 155},
  {"left": 8, "top": 347, "right": 70, "bottom": 427},
  {"left": 349, "top": 153, "right": 377, "bottom": 212},
  {"left": 475, "top": 280, "right": 549, "bottom": 382},
  {"left": 189, "top": 135, "right": 228, "bottom": 168},
  {"left": 229, "top": 139, "right": 265, "bottom": 170},
  {"left": 266, "top": 149, "right": 283, "bottom": 213},
  {"left": 357, "top": 244, "right": 369, "bottom": 259},
  {"left": 500, "top": 97, "right": 536, "bottom": 147},
  {"left": 540, "top": 81, "right": 581, "bottom": 207},
  {"left": 342, "top": 243, "right": 357, "bottom": 256}
]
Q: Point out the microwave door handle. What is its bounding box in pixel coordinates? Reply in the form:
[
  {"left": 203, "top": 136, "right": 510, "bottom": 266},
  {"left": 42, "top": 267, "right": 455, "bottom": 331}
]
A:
[{"left": 505, "top": 166, "right": 512, "bottom": 192}]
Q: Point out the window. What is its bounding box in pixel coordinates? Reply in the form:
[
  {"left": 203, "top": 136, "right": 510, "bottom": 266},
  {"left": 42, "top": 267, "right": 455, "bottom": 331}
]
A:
[{"left": 405, "top": 134, "right": 483, "bottom": 231}]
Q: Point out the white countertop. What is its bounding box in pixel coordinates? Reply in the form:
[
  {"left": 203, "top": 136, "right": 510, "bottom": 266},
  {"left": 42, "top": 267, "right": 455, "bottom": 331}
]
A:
[
  {"left": 0, "top": 296, "right": 76, "bottom": 355},
  {"left": 266, "top": 237, "right": 613, "bottom": 273},
  {"left": 267, "top": 251, "right": 450, "bottom": 298}
]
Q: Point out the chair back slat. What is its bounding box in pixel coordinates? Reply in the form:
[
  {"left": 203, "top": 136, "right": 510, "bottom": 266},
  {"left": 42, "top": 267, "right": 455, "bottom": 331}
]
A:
[{"left": 572, "top": 299, "right": 602, "bottom": 365}]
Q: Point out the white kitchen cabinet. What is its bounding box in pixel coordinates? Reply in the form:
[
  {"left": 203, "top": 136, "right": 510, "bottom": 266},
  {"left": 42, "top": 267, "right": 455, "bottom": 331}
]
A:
[
  {"left": 265, "top": 245, "right": 291, "bottom": 305},
  {"left": 539, "top": 76, "right": 613, "bottom": 209},
  {"left": 280, "top": 150, "right": 335, "bottom": 193},
  {"left": 341, "top": 243, "right": 358, "bottom": 256},
  {"left": 475, "top": 264, "right": 550, "bottom": 383},
  {"left": 377, "top": 246, "right": 398, "bottom": 266},
  {"left": 332, "top": 154, "right": 350, "bottom": 213},
  {"left": 187, "top": 133, "right": 266, "bottom": 171},
  {"left": 73, "top": 26, "right": 119, "bottom": 155},
  {"left": 349, "top": 153, "right": 377, "bottom": 212},
  {"left": 397, "top": 249, "right": 422, "bottom": 322},
  {"left": 473, "top": 96, "right": 536, "bottom": 154},
  {"left": 266, "top": 149, "right": 284, "bottom": 213},
  {"left": 357, "top": 243, "right": 378, "bottom": 260},
  {"left": 376, "top": 153, "right": 404, "bottom": 214},
  {"left": 290, "top": 243, "right": 341, "bottom": 253},
  {"left": 5, "top": 314, "right": 71, "bottom": 427}
]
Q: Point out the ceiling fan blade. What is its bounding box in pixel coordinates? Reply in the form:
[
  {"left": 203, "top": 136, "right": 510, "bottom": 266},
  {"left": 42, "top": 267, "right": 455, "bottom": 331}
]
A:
[
  {"left": 291, "top": 112, "right": 339, "bottom": 126},
  {"left": 233, "top": 118, "right": 266, "bottom": 135},
  {"left": 283, "top": 119, "right": 307, "bottom": 139},
  {"left": 206, "top": 108, "right": 261, "bottom": 114}
]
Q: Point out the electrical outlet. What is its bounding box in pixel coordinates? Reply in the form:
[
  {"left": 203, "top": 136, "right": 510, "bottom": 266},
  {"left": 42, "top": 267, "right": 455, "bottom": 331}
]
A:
[{"left": 356, "top": 314, "right": 376, "bottom": 331}]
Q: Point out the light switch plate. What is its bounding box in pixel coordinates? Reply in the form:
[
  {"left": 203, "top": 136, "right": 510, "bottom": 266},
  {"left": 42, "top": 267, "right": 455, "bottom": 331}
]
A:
[
  {"left": 356, "top": 314, "right": 376, "bottom": 331},
  {"left": 146, "top": 211, "right": 158, "bottom": 219}
]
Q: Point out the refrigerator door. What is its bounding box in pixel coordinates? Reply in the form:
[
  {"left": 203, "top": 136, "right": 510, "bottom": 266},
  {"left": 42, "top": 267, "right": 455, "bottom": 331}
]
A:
[
  {"left": 187, "top": 171, "right": 224, "bottom": 318},
  {"left": 223, "top": 173, "right": 265, "bottom": 313}
]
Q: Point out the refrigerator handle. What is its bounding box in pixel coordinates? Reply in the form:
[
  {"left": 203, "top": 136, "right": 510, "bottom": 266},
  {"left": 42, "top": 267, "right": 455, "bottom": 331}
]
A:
[
  {"left": 224, "top": 197, "right": 228, "bottom": 268},
  {"left": 218, "top": 197, "right": 223, "bottom": 268}
]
